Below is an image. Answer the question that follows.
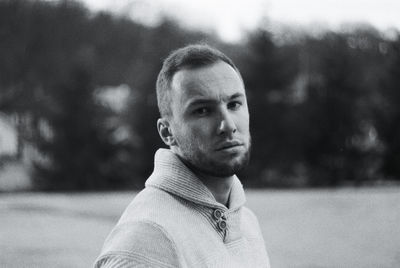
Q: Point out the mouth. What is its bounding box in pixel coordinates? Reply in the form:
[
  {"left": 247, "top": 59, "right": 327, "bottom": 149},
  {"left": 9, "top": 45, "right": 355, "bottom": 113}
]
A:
[{"left": 216, "top": 141, "right": 244, "bottom": 151}]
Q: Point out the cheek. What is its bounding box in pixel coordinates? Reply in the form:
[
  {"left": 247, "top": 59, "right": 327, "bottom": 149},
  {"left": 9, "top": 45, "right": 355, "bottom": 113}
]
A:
[
  {"left": 189, "top": 124, "right": 210, "bottom": 138},
  {"left": 236, "top": 113, "right": 250, "bottom": 133},
  {"left": 174, "top": 123, "right": 207, "bottom": 145},
  {"left": 186, "top": 122, "right": 215, "bottom": 146}
]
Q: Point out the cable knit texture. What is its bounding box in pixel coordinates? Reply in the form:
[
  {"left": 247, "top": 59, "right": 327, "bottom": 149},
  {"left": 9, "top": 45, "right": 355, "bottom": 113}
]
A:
[{"left": 94, "top": 149, "right": 270, "bottom": 268}]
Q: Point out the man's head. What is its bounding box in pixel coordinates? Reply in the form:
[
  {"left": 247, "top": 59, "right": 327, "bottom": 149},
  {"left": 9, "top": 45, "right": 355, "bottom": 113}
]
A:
[{"left": 156, "top": 44, "right": 251, "bottom": 177}]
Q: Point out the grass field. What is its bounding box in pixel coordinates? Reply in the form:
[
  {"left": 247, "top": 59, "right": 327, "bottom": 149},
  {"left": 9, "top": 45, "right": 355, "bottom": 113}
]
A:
[{"left": 0, "top": 188, "right": 399, "bottom": 268}]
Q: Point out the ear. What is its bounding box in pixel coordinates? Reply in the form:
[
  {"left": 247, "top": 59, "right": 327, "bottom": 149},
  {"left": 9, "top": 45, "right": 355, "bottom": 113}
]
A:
[{"left": 157, "top": 118, "right": 177, "bottom": 147}]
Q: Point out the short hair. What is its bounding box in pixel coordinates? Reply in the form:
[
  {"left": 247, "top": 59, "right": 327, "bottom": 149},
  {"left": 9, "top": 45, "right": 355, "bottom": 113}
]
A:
[{"left": 156, "top": 44, "right": 242, "bottom": 118}]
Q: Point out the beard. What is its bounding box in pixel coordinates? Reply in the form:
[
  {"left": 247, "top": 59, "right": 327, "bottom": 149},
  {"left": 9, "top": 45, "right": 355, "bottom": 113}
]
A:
[{"left": 176, "top": 136, "right": 251, "bottom": 178}]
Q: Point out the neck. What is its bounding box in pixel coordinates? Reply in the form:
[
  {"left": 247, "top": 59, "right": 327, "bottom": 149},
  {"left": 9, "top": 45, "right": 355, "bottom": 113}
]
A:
[
  {"left": 175, "top": 153, "right": 234, "bottom": 207},
  {"left": 197, "top": 173, "right": 234, "bottom": 207}
]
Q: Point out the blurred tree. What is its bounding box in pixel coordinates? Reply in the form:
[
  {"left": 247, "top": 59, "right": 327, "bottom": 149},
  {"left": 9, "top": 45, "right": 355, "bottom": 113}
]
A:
[
  {"left": 33, "top": 68, "right": 136, "bottom": 190},
  {"left": 292, "top": 29, "right": 388, "bottom": 186},
  {"left": 0, "top": 0, "right": 214, "bottom": 190},
  {"left": 238, "top": 26, "right": 390, "bottom": 187},
  {"left": 0, "top": 0, "right": 397, "bottom": 189},
  {"left": 0, "top": 0, "right": 142, "bottom": 189},
  {"left": 0, "top": 0, "right": 90, "bottom": 156},
  {"left": 238, "top": 29, "right": 301, "bottom": 186},
  {"left": 376, "top": 34, "right": 400, "bottom": 181},
  {"left": 302, "top": 32, "right": 365, "bottom": 185}
]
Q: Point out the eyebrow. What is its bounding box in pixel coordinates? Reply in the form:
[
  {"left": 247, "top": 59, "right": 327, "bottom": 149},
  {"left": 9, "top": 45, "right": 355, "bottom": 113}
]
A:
[
  {"left": 185, "top": 93, "right": 245, "bottom": 109},
  {"left": 229, "top": 93, "right": 244, "bottom": 100}
]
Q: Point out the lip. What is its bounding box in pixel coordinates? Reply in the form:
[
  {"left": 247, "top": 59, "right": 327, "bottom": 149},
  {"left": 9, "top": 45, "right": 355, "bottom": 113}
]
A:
[{"left": 216, "top": 141, "right": 244, "bottom": 151}]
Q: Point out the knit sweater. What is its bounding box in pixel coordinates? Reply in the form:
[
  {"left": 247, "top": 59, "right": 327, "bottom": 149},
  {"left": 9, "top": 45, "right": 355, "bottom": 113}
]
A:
[{"left": 94, "top": 149, "right": 270, "bottom": 268}]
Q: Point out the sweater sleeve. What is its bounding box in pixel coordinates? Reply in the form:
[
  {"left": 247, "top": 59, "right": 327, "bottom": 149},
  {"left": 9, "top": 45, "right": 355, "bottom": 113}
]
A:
[
  {"left": 241, "top": 207, "right": 271, "bottom": 268},
  {"left": 94, "top": 221, "right": 180, "bottom": 268}
]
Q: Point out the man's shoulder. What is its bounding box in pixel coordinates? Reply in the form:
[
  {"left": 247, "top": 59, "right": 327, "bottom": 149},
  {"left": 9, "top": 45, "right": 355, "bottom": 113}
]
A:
[
  {"left": 118, "top": 186, "right": 188, "bottom": 224},
  {"left": 240, "top": 206, "right": 259, "bottom": 221},
  {"left": 108, "top": 186, "right": 197, "bottom": 247},
  {"left": 95, "top": 220, "right": 180, "bottom": 267},
  {"left": 240, "top": 206, "right": 265, "bottom": 239},
  {"left": 95, "top": 187, "right": 190, "bottom": 267},
  {"left": 100, "top": 220, "right": 176, "bottom": 253}
]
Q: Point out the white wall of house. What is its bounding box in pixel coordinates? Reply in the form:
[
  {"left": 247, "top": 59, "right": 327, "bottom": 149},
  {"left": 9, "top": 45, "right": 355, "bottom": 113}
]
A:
[
  {"left": 0, "top": 115, "right": 17, "bottom": 156},
  {"left": 0, "top": 114, "right": 31, "bottom": 191}
]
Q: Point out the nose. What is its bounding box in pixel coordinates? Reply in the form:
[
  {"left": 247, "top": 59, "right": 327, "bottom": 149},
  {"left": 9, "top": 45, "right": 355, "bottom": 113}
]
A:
[{"left": 217, "top": 109, "right": 237, "bottom": 136}]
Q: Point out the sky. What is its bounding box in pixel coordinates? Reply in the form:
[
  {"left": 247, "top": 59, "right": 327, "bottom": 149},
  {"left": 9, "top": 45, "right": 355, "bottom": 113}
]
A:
[{"left": 58, "top": 0, "right": 400, "bottom": 42}]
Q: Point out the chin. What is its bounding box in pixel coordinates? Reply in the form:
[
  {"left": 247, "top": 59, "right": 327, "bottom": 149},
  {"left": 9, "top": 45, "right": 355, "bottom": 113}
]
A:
[
  {"left": 179, "top": 145, "right": 250, "bottom": 177},
  {"left": 203, "top": 154, "right": 250, "bottom": 177}
]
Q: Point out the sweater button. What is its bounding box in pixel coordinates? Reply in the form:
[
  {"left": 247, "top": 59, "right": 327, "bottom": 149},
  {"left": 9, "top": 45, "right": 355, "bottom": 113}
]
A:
[
  {"left": 213, "top": 209, "right": 223, "bottom": 220},
  {"left": 218, "top": 219, "right": 227, "bottom": 231}
]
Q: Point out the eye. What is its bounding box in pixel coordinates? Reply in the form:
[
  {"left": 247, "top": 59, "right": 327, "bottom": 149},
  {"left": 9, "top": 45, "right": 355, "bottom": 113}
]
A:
[
  {"left": 193, "top": 107, "right": 210, "bottom": 116},
  {"left": 228, "top": 101, "right": 242, "bottom": 110}
]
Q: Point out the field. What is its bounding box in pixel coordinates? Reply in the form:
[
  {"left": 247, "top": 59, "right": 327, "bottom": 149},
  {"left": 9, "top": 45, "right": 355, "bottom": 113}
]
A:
[{"left": 0, "top": 188, "right": 399, "bottom": 267}]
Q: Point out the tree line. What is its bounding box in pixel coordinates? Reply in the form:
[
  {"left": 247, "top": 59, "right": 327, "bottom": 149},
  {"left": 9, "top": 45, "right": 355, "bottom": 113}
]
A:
[{"left": 1, "top": 0, "right": 399, "bottom": 190}]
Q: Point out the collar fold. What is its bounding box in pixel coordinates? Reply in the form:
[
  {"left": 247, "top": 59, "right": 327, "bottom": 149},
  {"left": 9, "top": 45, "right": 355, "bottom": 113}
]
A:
[{"left": 145, "top": 149, "right": 246, "bottom": 211}]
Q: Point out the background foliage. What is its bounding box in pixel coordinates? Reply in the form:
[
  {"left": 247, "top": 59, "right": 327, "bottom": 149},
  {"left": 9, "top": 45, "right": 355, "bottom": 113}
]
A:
[{"left": 1, "top": 0, "right": 399, "bottom": 190}]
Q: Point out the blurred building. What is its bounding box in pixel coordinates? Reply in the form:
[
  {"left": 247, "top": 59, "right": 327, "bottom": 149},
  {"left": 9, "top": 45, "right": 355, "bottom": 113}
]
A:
[
  {"left": 0, "top": 114, "right": 17, "bottom": 155},
  {"left": 0, "top": 114, "right": 31, "bottom": 191}
]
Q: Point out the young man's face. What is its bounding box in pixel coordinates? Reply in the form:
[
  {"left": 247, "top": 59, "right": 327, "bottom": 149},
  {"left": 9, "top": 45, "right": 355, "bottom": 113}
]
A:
[{"left": 168, "top": 61, "right": 251, "bottom": 177}]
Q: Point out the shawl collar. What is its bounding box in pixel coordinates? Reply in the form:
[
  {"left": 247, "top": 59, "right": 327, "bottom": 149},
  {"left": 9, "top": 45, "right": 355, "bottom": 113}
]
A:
[{"left": 145, "top": 149, "right": 246, "bottom": 211}]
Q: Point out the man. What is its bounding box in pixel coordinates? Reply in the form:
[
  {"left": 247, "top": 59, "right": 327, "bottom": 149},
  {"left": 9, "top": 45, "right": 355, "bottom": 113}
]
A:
[{"left": 95, "top": 44, "right": 270, "bottom": 267}]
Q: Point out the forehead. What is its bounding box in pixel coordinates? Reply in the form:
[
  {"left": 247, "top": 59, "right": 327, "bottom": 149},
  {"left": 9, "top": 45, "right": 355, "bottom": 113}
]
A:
[{"left": 170, "top": 61, "right": 245, "bottom": 104}]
